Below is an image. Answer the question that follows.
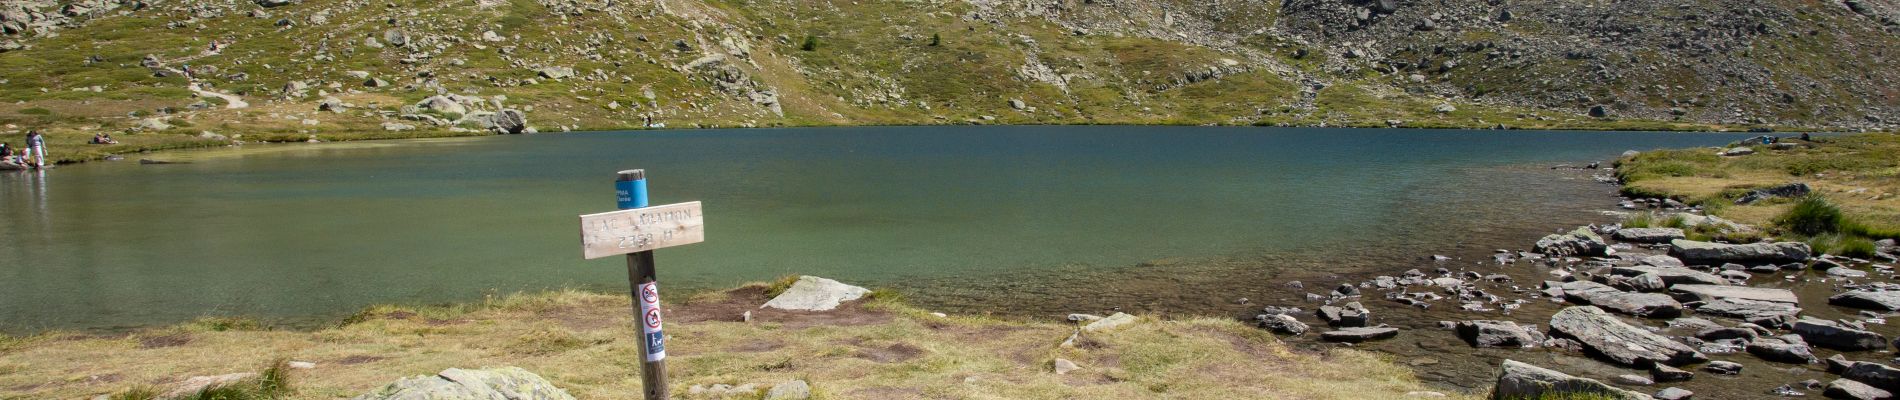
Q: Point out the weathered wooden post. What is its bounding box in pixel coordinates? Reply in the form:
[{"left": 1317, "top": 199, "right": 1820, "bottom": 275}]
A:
[{"left": 581, "top": 169, "right": 707, "bottom": 400}]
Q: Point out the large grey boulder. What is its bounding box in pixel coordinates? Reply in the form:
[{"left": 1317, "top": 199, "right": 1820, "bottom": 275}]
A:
[
  {"left": 1610, "top": 265, "right": 1727, "bottom": 286},
  {"left": 1536, "top": 227, "right": 1609, "bottom": 257},
  {"left": 1845, "top": 362, "right": 1900, "bottom": 393},
  {"left": 1794, "top": 317, "right": 1888, "bottom": 351},
  {"left": 1831, "top": 290, "right": 1900, "bottom": 311},
  {"left": 534, "top": 66, "right": 575, "bottom": 80},
  {"left": 1454, "top": 320, "right": 1541, "bottom": 348},
  {"left": 1614, "top": 228, "right": 1687, "bottom": 244},
  {"left": 417, "top": 95, "right": 471, "bottom": 116},
  {"left": 1560, "top": 281, "right": 1682, "bottom": 318},
  {"left": 1549, "top": 306, "right": 1706, "bottom": 367},
  {"left": 352, "top": 367, "right": 575, "bottom": 400},
  {"left": 487, "top": 109, "right": 529, "bottom": 134},
  {"left": 1491, "top": 360, "right": 1654, "bottom": 400},
  {"left": 1315, "top": 302, "right": 1370, "bottom": 327},
  {"left": 1670, "top": 284, "right": 1798, "bottom": 304},
  {"left": 1669, "top": 239, "right": 1811, "bottom": 265},
  {"left": 762, "top": 276, "right": 870, "bottom": 311},
  {"left": 1824, "top": 378, "right": 1892, "bottom": 400}
]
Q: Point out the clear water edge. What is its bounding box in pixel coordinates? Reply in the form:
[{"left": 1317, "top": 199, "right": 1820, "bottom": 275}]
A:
[{"left": 0, "top": 126, "right": 1759, "bottom": 333}]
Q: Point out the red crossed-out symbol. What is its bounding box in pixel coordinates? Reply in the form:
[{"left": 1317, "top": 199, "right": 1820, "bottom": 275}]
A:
[
  {"left": 641, "top": 284, "right": 659, "bottom": 305},
  {"left": 644, "top": 308, "right": 663, "bottom": 329}
]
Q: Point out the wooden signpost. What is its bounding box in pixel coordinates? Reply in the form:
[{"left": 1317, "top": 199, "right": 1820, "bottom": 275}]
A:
[{"left": 579, "top": 169, "right": 706, "bottom": 400}]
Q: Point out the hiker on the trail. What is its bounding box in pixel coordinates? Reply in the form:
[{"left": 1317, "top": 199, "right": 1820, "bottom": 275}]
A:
[
  {"left": 24, "top": 130, "right": 46, "bottom": 168},
  {"left": 182, "top": 63, "right": 192, "bottom": 80}
]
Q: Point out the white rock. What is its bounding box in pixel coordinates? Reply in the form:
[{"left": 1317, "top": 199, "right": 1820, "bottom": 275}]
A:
[
  {"left": 765, "top": 380, "right": 810, "bottom": 400},
  {"left": 761, "top": 276, "right": 869, "bottom": 311},
  {"left": 1053, "top": 358, "right": 1081, "bottom": 374},
  {"left": 162, "top": 373, "right": 256, "bottom": 398},
  {"left": 1082, "top": 312, "right": 1137, "bottom": 332}
]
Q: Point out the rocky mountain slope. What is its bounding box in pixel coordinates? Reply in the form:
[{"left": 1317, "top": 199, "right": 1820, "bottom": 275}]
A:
[{"left": 1, "top": 0, "right": 1896, "bottom": 143}]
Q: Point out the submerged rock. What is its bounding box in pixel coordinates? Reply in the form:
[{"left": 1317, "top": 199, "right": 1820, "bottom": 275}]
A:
[
  {"left": 1320, "top": 326, "right": 1399, "bottom": 343},
  {"left": 761, "top": 276, "right": 870, "bottom": 311},
  {"left": 1548, "top": 306, "right": 1706, "bottom": 367},
  {"left": 351, "top": 367, "right": 574, "bottom": 400},
  {"left": 1491, "top": 360, "right": 1653, "bottom": 400}
]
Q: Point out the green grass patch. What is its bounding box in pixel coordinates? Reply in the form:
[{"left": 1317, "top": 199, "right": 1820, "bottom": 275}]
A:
[{"left": 1777, "top": 196, "right": 1844, "bottom": 236}]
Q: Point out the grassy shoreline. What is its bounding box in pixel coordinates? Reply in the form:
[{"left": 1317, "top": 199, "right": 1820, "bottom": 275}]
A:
[
  {"left": 1615, "top": 131, "right": 1900, "bottom": 254},
  {"left": 0, "top": 283, "right": 1466, "bottom": 399}
]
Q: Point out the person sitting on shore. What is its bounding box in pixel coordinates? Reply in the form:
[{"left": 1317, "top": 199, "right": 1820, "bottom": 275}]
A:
[
  {"left": 90, "top": 133, "right": 117, "bottom": 145},
  {"left": 0, "top": 142, "right": 12, "bottom": 164}
]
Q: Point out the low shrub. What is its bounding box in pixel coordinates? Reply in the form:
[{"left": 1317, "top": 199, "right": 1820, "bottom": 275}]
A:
[{"left": 1776, "top": 196, "right": 1843, "bottom": 236}]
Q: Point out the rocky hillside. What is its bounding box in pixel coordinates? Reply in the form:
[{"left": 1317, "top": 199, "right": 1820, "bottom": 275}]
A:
[{"left": 1, "top": 0, "right": 1897, "bottom": 142}]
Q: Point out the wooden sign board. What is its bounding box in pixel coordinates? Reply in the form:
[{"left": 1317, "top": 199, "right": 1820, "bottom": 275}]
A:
[{"left": 580, "top": 201, "right": 705, "bottom": 259}]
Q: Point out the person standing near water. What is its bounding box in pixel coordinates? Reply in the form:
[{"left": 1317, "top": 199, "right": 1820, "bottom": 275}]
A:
[{"left": 24, "top": 130, "right": 46, "bottom": 168}]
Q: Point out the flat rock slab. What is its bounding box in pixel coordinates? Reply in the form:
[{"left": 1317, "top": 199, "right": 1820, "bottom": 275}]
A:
[
  {"left": 1611, "top": 265, "right": 1728, "bottom": 286},
  {"left": 1320, "top": 327, "right": 1399, "bottom": 343},
  {"left": 1492, "top": 360, "right": 1655, "bottom": 400},
  {"left": 1549, "top": 306, "right": 1706, "bottom": 367},
  {"left": 1561, "top": 281, "right": 1683, "bottom": 318},
  {"left": 1794, "top": 317, "right": 1889, "bottom": 351},
  {"left": 762, "top": 276, "right": 870, "bottom": 311},
  {"left": 352, "top": 367, "right": 575, "bottom": 400},
  {"left": 1671, "top": 284, "right": 1798, "bottom": 304},
  {"left": 1614, "top": 228, "right": 1686, "bottom": 244},
  {"left": 1693, "top": 298, "right": 1801, "bottom": 321},
  {"left": 1670, "top": 239, "right": 1811, "bottom": 265},
  {"left": 1831, "top": 290, "right": 1900, "bottom": 311}
]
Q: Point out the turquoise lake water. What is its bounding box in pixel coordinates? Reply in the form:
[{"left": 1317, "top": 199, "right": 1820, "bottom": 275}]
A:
[{"left": 0, "top": 126, "right": 1756, "bottom": 331}]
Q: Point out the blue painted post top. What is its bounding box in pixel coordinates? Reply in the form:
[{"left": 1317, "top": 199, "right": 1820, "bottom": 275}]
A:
[{"left": 616, "top": 169, "right": 649, "bottom": 210}]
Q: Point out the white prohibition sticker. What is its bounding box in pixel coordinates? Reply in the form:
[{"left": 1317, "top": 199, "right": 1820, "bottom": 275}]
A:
[{"left": 637, "top": 281, "right": 666, "bottom": 362}]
